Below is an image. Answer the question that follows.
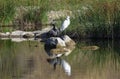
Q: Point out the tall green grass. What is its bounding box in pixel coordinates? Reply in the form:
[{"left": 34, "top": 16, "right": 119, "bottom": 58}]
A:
[
  {"left": 0, "top": 0, "right": 120, "bottom": 38},
  {"left": 66, "top": 0, "right": 120, "bottom": 39},
  {"left": 0, "top": 0, "right": 15, "bottom": 25},
  {"left": 0, "top": 0, "right": 49, "bottom": 31}
]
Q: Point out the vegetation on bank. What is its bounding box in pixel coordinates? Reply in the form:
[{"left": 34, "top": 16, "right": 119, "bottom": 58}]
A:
[
  {"left": 0, "top": 0, "right": 120, "bottom": 38},
  {"left": 67, "top": 1, "right": 120, "bottom": 39}
]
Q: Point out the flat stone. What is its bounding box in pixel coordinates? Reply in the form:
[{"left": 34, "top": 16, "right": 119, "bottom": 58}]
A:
[{"left": 62, "top": 35, "right": 76, "bottom": 46}]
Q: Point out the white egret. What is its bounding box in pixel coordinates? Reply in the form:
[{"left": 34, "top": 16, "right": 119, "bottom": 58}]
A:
[{"left": 60, "top": 16, "right": 70, "bottom": 32}]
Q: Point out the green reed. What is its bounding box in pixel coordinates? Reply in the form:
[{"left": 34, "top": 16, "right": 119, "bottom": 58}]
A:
[
  {"left": 67, "top": 0, "right": 120, "bottom": 39},
  {"left": 0, "top": 0, "right": 120, "bottom": 39},
  {"left": 0, "top": 0, "right": 15, "bottom": 25},
  {"left": 0, "top": 0, "right": 49, "bottom": 31}
]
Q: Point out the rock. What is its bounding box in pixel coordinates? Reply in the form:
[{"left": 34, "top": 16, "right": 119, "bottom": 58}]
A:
[
  {"left": 11, "top": 38, "right": 34, "bottom": 42},
  {"left": 45, "top": 37, "right": 66, "bottom": 48},
  {"left": 11, "top": 30, "right": 34, "bottom": 38},
  {"left": 0, "top": 27, "right": 53, "bottom": 39},
  {"left": 56, "top": 37, "right": 66, "bottom": 47},
  {"left": 11, "top": 38, "right": 26, "bottom": 42},
  {"left": 22, "top": 32, "right": 34, "bottom": 38},
  {"left": 0, "top": 33, "right": 6, "bottom": 36},
  {"left": 22, "top": 33, "right": 34, "bottom": 38},
  {"left": 50, "top": 48, "right": 69, "bottom": 54},
  {"left": 50, "top": 46, "right": 75, "bottom": 57},
  {"left": 62, "top": 35, "right": 76, "bottom": 46},
  {"left": 45, "top": 35, "right": 76, "bottom": 58},
  {"left": 0, "top": 32, "right": 9, "bottom": 37},
  {"left": 6, "top": 32, "right": 10, "bottom": 35},
  {"left": 11, "top": 30, "right": 24, "bottom": 36},
  {"left": 80, "top": 46, "right": 99, "bottom": 50}
]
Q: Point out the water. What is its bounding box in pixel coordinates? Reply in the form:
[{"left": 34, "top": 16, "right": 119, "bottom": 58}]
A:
[{"left": 0, "top": 39, "right": 120, "bottom": 79}]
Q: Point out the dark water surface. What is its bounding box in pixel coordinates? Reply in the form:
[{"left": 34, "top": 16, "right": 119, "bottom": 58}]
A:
[{"left": 0, "top": 39, "right": 120, "bottom": 79}]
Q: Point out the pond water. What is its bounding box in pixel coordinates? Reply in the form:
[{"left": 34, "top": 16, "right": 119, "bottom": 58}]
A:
[{"left": 0, "top": 39, "right": 120, "bottom": 79}]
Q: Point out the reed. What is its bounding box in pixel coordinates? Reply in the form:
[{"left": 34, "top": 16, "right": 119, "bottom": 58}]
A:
[
  {"left": 0, "top": 0, "right": 15, "bottom": 25},
  {"left": 67, "top": 0, "right": 120, "bottom": 39},
  {"left": 0, "top": 0, "right": 120, "bottom": 39}
]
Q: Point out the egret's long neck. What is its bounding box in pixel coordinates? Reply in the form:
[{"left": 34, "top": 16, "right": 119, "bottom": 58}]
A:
[{"left": 59, "top": 28, "right": 63, "bottom": 32}]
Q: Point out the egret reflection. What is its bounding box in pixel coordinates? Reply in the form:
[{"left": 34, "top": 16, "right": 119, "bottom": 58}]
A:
[{"left": 47, "top": 57, "right": 71, "bottom": 76}]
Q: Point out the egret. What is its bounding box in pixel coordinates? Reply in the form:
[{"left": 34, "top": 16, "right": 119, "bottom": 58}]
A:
[{"left": 60, "top": 16, "right": 70, "bottom": 32}]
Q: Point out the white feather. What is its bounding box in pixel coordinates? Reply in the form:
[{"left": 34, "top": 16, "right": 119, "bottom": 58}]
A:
[
  {"left": 60, "top": 16, "right": 70, "bottom": 32},
  {"left": 61, "top": 59, "right": 71, "bottom": 76}
]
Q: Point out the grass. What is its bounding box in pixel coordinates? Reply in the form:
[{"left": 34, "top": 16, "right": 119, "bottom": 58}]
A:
[
  {"left": 0, "top": 0, "right": 15, "bottom": 25},
  {"left": 66, "top": 0, "right": 120, "bottom": 39},
  {"left": 0, "top": 0, "right": 120, "bottom": 38}
]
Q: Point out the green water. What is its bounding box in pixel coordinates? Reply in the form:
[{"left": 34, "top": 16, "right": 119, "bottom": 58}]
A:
[{"left": 0, "top": 39, "right": 120, "bottom": 79}]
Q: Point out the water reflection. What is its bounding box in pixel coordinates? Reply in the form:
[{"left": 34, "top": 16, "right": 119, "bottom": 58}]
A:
[
  {"left": 44, "top": 35, "right": 75, "bottom": 76},
  {"left": 47, "top": 57, "right": 71, "bottom": 76},
  {"left": 0, "top": 39, "right": 120, "bottom": 79},
  {"left": 0, "top": 38, "right": 35, "bottom": 42}
]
